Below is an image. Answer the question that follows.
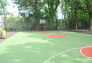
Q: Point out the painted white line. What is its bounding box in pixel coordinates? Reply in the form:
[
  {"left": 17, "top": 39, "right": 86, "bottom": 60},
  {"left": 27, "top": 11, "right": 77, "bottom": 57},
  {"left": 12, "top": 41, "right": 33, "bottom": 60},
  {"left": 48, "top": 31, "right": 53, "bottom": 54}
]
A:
[
  {"left": 43, "top": 48, "right": 79, "bottom": 63},
  {"left": 43, "top": 46, "right": 92, "bottom": 63},
  {"left": 80, "top": 46, "right": 92, "bottom": 60}
]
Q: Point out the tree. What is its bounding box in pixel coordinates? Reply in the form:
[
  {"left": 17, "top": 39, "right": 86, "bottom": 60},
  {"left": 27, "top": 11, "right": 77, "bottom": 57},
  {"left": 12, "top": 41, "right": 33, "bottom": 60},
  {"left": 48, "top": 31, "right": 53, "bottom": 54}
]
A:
[
  {"left": 84, "top": 0, "right": 92, "bottom": 30},
  {"left": 13, "top": 0, "right": 92, "bottom": 31},
  {"left": 0, "top": 0, "right": 2, "bottom": 3},
  {"left": 40, "top": 0, "right": 60, "bottom": 29},
  {"left": 61, "top": 0, "right": 92, "bottom": 30},
  {"left": 14, "top": 0, "right": 61, "bottom": 30}
]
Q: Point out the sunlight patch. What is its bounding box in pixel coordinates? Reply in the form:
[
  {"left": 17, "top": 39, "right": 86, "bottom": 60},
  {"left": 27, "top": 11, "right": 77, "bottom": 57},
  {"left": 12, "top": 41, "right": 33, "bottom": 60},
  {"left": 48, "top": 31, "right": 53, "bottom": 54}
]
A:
[
  {"left": 25, "top": 46, "right": 32, "bottom": 49},
  {"left": 13, "top": 59, "right": 22, "bottom": 62}
]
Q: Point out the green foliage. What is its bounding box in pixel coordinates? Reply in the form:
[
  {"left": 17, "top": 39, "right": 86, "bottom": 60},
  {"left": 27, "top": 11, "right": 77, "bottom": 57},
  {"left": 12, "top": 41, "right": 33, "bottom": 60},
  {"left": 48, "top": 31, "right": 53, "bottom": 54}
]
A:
[
  {"left": 0, "top": 0, "right": 2, "bottom": 3},
  {"left": 61, "top": 0, "right": 92, "bottom": 30},
  {"left": 10, "top": 0, "right": 92, "bottom": 31},
  {"left": 5, "top": 17, "right": 27, "bottom": 31},
  {"left": 13, "top": 0, "right": 61, "bottom": 30},
  {"left": 6, "top": 17, "right": 21, "bottom": 23}
]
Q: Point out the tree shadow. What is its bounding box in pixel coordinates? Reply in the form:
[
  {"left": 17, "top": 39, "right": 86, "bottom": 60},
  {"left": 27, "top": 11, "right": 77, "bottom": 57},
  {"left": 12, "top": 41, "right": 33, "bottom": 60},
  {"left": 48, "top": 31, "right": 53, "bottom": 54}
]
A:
[
  {"left": 0, "top": 32, "right": 92, "bottom": 63},
  {"left": 0, "top": 41, "right": 59, "bottom": 63}
]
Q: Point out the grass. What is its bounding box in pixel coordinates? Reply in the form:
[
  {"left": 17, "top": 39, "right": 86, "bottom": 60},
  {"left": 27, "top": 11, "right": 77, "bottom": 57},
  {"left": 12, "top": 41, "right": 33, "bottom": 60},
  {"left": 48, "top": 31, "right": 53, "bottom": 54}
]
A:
[{"left": 0, "top": 31, "right": 92, "bottom": 63}]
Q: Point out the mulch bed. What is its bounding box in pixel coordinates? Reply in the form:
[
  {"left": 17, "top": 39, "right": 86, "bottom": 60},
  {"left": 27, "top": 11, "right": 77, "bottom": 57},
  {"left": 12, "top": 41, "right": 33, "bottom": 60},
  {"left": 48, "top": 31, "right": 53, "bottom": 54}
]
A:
[
  {"left": 83, "top": 31, "right": 92, "bottom": 34},
  {"left": 71, "top": 30, "right": 92, "bottom": 34},
  {"left": 0, "top": 32, "right": 16, "bottom": 42}
]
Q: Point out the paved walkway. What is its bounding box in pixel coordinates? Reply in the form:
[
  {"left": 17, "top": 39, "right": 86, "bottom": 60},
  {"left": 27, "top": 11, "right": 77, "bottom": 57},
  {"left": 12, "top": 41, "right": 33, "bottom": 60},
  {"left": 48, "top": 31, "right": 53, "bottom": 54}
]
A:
[
  {"left": 0, "top": 32, "right": 16, "bottom": 42},
  {"left": 72, "top": 30, "right": 92, "bottom": 34}
]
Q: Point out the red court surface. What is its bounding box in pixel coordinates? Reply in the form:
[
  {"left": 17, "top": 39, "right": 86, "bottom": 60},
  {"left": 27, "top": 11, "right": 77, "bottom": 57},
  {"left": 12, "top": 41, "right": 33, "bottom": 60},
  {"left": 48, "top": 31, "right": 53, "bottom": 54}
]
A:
[
  {"left": 48, "top": 35, "right": 69, "bottom": 38},
  {"left": 80, "top": 46, "right": 92, "bottom": 59},
  {"left": 39, "top": 31, "right": 53, "bottom": 33}
]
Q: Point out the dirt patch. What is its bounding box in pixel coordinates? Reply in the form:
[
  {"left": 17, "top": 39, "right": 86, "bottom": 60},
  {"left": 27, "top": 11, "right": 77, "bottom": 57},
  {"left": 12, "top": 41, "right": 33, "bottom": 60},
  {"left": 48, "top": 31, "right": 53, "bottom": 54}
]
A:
[
  {"left": 0, "top": 32, "right": 16, "bottom": 42},
  {"left": 71, "top": 30, "right": 92, "bottom": 34}
]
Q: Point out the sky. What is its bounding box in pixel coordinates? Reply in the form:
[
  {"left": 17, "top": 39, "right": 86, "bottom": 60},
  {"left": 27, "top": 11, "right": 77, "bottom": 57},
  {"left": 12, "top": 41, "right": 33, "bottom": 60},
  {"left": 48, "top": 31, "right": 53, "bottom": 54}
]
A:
[
  {"left": 57, "top": 6, "right": 64, "bottom": 19},
  {"left": 6, "top": 0, "right": 19, "bottom": 17},
  {"left": 6, "top": 0, "right": 63, "bottom": 19}
]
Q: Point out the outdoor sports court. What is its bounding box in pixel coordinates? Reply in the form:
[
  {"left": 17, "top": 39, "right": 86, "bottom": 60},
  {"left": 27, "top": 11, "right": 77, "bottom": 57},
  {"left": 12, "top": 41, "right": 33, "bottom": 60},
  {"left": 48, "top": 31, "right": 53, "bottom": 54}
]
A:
[{"left": 0, "top": 31, "right": 92, "bottom": 63}]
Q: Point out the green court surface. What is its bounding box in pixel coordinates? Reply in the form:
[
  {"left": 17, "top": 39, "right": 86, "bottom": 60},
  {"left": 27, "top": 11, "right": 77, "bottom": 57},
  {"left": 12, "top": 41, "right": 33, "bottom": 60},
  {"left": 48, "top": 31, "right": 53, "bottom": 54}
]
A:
[{"left": 0, "top": 31, "right": 92, "bottom": 63}]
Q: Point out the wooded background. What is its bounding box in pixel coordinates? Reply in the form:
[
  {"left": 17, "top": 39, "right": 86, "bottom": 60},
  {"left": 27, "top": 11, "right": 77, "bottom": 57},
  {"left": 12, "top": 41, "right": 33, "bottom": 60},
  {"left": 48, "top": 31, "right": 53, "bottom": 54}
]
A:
[{"left": 0, "top": 0, "right": 92, "bottom": 31}]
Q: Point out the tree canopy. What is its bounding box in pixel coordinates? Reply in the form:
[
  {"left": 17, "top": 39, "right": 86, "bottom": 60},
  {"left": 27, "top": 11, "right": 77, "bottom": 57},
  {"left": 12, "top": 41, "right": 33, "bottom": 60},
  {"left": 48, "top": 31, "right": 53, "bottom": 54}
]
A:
[{"left": 2, "top": 0, "right": 92, "bottom": 31}]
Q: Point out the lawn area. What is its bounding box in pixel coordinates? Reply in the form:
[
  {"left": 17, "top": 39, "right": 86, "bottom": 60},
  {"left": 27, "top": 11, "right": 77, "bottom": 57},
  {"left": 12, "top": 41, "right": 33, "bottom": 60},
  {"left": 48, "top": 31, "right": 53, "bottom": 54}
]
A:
[{"left": 0, "top": 31, "right": 92, "bottom": 63}]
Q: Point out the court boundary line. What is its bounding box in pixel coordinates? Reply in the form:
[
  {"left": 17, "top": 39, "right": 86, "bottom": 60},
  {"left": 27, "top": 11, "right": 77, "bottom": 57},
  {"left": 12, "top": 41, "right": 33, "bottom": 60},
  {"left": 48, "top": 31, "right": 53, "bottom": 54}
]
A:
[
  {"left": 43, "top": 48, "right": 79, "bottom": 63},
  {"left": 43, "top": 46, "right": 92, "bottom": 63}
]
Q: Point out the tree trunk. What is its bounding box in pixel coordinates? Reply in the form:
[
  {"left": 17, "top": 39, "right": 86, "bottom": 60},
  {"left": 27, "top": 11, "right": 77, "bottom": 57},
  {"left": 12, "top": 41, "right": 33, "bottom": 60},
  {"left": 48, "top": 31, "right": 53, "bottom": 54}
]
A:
[
  {"left": 88, "top": 10, "right": 92, "bottom": 30},
  {"left": 34, "top": 0, "right": 40, "bottom": 29},
  {"left": 90, "top": 18, "right": 92, "bottom": 30},
  {"left": 75, "top": 10, "right": 78, "bottom": 30}
]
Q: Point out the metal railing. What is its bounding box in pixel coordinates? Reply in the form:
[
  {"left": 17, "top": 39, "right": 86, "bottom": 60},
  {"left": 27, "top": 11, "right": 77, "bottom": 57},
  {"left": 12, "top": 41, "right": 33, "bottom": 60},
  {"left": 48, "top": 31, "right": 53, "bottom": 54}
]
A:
[{"left": 5, "top": 25, "right": 64, "bottom": 31}]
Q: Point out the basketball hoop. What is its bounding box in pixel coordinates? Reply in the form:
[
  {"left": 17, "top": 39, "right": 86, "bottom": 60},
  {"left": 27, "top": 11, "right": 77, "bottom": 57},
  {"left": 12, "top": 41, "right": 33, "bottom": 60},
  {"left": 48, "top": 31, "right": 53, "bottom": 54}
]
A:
[{"left": 40, "top": 19, "right": 46, "bottom": 24}]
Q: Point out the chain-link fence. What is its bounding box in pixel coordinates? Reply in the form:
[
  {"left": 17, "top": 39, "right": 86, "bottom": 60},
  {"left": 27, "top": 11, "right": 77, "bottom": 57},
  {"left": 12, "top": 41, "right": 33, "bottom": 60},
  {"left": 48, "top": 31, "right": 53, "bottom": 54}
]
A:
[{"left": 5, "top": 24, "right": 65, "bottom": 31}]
